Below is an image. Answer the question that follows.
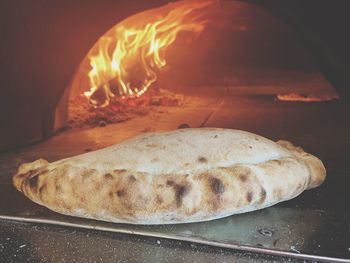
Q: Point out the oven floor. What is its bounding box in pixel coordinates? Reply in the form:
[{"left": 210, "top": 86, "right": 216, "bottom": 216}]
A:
[{"left": 0, "top": 92, "right": 349, "bottom": 262}]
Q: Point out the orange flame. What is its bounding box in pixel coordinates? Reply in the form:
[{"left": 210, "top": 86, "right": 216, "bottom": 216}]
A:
[{"left": 84, "top": 0, "right": 216, "bottom": 107}]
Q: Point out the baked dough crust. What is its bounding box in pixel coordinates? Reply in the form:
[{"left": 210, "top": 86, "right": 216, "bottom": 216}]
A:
[{"left": 13, "top": 128, "right": 326, "bottom": 224}]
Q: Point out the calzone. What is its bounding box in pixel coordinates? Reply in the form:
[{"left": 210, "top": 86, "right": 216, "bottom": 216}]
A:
[{"left": 13, "top": 128, "right": 326, "bottom": 224}]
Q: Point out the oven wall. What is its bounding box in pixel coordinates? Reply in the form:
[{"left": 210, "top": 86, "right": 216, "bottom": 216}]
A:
[{"left": 249, "top": 0, "right": 350, "bottom": 100}]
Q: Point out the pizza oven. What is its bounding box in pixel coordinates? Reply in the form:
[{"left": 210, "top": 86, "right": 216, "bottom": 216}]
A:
[{"left": 1, "top": 0, "right": 349, "bottom": 262}]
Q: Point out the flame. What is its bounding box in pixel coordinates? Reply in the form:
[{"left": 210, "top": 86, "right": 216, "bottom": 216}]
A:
[{"left": 84, "top": 0, "right": 216, "bottom": 107}]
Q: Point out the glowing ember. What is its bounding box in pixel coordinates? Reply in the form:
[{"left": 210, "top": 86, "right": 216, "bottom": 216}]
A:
[
  {"left": 84, "top": 0, "right": 217, "bottom": 107},
  {"left": 277, "top": 93, "right": 338, "bottom": 102},
  {"left": 68, "top": 89, "right": 184, "bottom": 130}
]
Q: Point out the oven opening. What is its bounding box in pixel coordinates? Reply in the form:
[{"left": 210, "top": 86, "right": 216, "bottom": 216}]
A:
[{"left": 53, "top": 0, "right": 338, "bottom": 136}]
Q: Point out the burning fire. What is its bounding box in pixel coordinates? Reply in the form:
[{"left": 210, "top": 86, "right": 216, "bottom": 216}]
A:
[{"left": 84, "top": 0, "right": 217, "bottom": 107}]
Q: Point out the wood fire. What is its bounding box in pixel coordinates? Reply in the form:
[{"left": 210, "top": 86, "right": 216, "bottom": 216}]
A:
[{"left": 84, "top": 0, "right": 218, "bottom": 107}]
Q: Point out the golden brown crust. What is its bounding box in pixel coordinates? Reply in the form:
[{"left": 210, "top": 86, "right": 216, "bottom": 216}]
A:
[
  {"left": 13, "top": 157, "right": 325, "bottom": 224},
  {"left": 13, "top": 129, "right": 326, "bottom": 224},
  {"left": 276, "top": 140, "right": 326, "bottom": 189}
]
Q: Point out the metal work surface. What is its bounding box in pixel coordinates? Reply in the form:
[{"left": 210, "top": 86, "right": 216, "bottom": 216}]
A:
[
  {"left": 1, "top": 94, "right": 350, "bottom": 262},
  {"left": 0, "top": 219, "right": 312, "bottom": 263}
]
